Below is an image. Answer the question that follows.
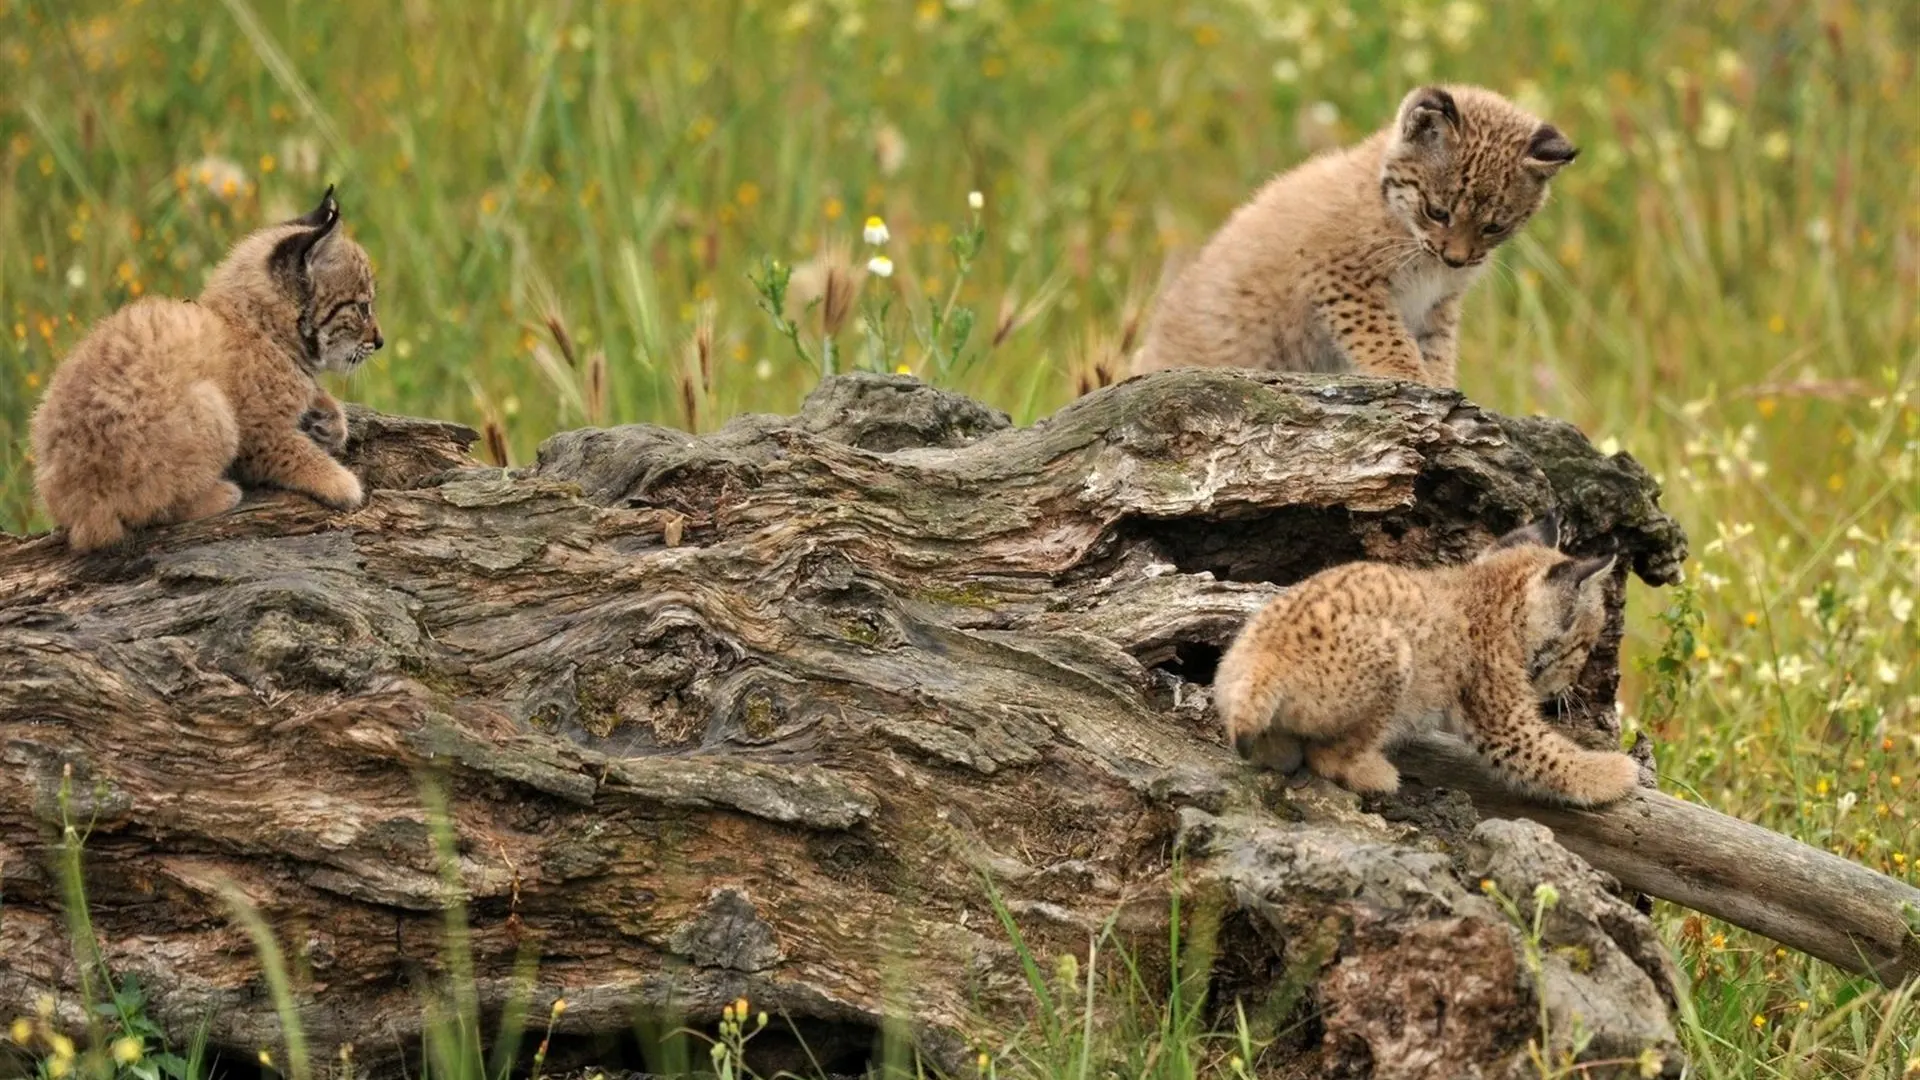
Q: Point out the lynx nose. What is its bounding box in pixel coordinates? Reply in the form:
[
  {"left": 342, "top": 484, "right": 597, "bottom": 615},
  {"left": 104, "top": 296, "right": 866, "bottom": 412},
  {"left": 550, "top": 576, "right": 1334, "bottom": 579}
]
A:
[
  {"left": 1442, "top": 252, "right": 1469, "bottom": 268},
  {"left": 371, "top": 332, "right": 384, "bottom": 351}
]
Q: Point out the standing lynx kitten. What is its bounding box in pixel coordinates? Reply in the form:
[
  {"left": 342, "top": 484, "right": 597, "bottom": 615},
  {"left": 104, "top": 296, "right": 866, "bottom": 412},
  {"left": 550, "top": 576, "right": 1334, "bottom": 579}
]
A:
[
  {"left": 30, "top": 186, "right": 382, "bottom": 552},
  {"left": 1213, "top": 515, "right": 1640, "bottom": 807},
  {"left": 1132, "top": 85, "right": 1576, "bottom": 385}
]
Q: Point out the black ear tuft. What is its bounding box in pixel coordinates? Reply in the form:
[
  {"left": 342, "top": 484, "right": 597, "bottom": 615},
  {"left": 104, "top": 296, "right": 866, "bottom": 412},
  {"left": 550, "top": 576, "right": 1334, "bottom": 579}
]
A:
[
  {"left": 1491, "top": 511, "right": 1560, "bottom": 552},
  {"left": 1524, "top": 124, "right": 1579, "bottom": 168},
  {"left": 287, "top": 184, "right": 340, "bottom": 229},
  {"left": 1398, "top": 86, "right": 1461, "bottom": 142}
]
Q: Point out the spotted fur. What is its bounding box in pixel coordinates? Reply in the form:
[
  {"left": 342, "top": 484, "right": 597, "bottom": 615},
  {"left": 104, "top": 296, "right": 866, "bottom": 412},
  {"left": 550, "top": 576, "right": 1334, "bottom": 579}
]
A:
[
  {"left": 29, "top": 186, "right": 382, "bottom": 552},
  {"left": 1213, "top": 515, "right": 1641, "bottom": 807},
  {"left": 1132, "top": 84, "right": 1576, "bottom": 385}
]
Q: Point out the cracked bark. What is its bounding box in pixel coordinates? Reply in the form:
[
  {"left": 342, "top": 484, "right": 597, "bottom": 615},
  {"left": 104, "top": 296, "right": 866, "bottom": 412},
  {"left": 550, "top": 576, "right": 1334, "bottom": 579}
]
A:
[{"left": 0, "top": 370, "right": 1740, "bottom": 1079}]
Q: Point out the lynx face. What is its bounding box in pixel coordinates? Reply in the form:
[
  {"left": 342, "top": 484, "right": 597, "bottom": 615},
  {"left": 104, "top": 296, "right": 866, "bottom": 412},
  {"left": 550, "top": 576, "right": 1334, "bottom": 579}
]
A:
[
  {"left": 309, "top": 245, "right": 382, "bottom": 373},
  {"left": 1380, "top": 86, "right": 1578, "bottom": 269},
  {"left": 269, "top": 187, "right": 384, "bottom": 374},
  {"left": 1518, "top": 551, "right": 1615, "bottom": 695},
  {"left": 1478, "top": 515, "right": 1617, "bottom": 697}
]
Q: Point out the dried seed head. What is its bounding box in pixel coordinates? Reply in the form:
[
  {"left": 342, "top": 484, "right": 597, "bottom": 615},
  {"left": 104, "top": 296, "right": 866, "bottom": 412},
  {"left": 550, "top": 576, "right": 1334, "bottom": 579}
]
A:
[
  {"left": 586, "top": 350, "right": 607, "bottom": 425},
  {"left": 821, "top": 260, "right": 856, "bottom": 338},
  {"left": 991, "top": 292, "right": 1019, "bottom": 349},
  {"left": 483, "top": 419, "right": 510, "bottom": 467},
  {"left": 1068, "top": 328, "right": 1120, "bottom": 399},
  {"left": 545, "top": 312, "right": 578, "bottom": 368},
  {"left": 694, "top": 307, "right": 715, "bottom": 393},
  {"left": 678, "top": 370, "right": 699, "bottom": 432}
]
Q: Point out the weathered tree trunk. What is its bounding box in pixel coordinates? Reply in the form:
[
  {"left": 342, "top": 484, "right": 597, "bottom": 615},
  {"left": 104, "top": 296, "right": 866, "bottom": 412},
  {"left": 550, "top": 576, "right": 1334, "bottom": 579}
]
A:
[{"left": 1, "top": 371, "right": 1703, "bottom": 1078}]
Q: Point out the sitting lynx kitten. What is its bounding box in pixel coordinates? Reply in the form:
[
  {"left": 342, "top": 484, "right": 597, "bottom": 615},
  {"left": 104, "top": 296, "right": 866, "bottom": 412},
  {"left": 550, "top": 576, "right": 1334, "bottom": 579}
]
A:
[
  {"left": 30, "top": 186, "right": 381, "bottom": 552},
  {"left": 1213, "top": 515, "right": 1640, "bottom": 807},
  {"left": 1132, "top": 85, "right": 1576, "bottom": 386}
]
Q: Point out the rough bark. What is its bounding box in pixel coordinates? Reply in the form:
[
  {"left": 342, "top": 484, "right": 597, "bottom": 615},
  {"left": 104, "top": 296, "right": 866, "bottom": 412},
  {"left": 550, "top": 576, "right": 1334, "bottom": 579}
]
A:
[{"left": 1, "top": 371, "right": 1698, "bottom": 1079}]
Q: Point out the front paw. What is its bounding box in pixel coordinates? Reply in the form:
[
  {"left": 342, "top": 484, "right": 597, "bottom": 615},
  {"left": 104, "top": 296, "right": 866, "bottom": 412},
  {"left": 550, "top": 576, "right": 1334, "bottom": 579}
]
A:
[
  {"left": 300, "top": 407, "right": 348, "bottom": 455},
  {"left": 1564, "top": 752, "right": 1643, "bottom": 807},
  {"left": 312, "top": 466, "right": 365, "bottom": 511},
  {"left": 1308, "top": 745, "right": 1401, "bottom": 795}
]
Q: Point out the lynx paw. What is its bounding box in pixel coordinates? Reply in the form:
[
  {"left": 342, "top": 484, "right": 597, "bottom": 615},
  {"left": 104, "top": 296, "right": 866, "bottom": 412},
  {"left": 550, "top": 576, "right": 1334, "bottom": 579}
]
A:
[
  {"left": 1561, "top": 752, "right": 1642, "bottom": 807},
  {"left": 311, "top": 467, "right": 365, "bottom": 511},
  {"left": 1232, "top": 726, "right": 1304, "bottom": 776},
  {"left": 300, "top": 406, "right": 348, "bottom": 455},
  {"left": 1308, "top": 744, "right": 1401, "bottom": 795}
]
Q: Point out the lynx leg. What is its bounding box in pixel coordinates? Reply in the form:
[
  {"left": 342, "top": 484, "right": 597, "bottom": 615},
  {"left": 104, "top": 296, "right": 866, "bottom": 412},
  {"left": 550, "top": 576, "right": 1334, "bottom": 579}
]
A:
[
  {"left": 1315, "top": 288, "right": 1428, "bottom": 383},
  {"left": 1415, "top": 296, "right": 1461, "bottom": 386},
  {"left": 164, "top": 480, "right": 243, "bottom": 524},
  {"left": 1465, "top": 666, "right": 1642, "bottom": 807},
  {"left": 236, "top": 420, "right": 364, "bottom": 511}
]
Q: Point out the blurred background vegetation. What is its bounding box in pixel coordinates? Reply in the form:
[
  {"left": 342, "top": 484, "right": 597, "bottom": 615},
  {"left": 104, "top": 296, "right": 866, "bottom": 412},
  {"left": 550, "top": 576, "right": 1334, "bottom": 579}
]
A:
[{"left": 5, "top": 0, "right": 1920, "bottom": 1070}]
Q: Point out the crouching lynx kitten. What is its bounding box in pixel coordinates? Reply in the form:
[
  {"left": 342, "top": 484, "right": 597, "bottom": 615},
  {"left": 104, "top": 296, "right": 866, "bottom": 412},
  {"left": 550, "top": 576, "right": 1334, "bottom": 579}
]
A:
[
  {"left": 1132, "top": 85, "right": 1576, "bottom": 386},
  {"left": 30, "top": 186, "right": 382, "bottom": 552},
  {"left": 1213, "top": 515, "right": 1641, "bottom": 807}
]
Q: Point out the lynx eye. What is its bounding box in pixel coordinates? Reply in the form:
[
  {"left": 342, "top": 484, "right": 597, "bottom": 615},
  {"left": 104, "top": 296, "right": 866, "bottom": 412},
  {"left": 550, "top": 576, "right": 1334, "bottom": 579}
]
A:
[
  {"left": 1424, "top": 204, "right": 1450, "bottom": 224},
  {"left": 357, "top": 301, "right": 372, "bottom": 318},
  {"left": 1481, "top": 221, "right": 1507, "bottom": 236}
]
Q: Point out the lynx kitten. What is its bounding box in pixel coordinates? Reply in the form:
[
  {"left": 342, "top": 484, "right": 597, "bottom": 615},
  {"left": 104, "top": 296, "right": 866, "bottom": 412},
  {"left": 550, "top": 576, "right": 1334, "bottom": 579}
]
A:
[
  {"left": 1213, "top": 515, "right": 1640, "bottom": 807},
  {"left": 1132, "top": 85, "right": 1576, "bottom": 386},
  {"left": 30, "top": 186, "right": 382, "bottom": 552}
]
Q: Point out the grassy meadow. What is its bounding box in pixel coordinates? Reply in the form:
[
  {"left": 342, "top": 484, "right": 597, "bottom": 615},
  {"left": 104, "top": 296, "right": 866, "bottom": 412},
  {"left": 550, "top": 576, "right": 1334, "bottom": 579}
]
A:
[{"left": 5, "top": 0, "right": 1920, "bottom": 1074}]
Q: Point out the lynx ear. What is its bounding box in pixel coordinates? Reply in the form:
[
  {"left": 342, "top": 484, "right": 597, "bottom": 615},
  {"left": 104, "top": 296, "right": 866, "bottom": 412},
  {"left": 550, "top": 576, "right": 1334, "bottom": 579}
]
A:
[
  {"left": 287, "top": 184, "right": 340, "bottom": 229},
  {"left": 269, "top": 188, "right": 342, "bottom": 288},
  {"left": 1549, "top": 552, "right": 1617, "bottom": 591},
  {"left": 1397, "top": 86, "right": 1461, "bottom": 145},
  {"left": 1523, "top": 124, "right": 1578, "bottom": 177},
  {"left": 1489, "top": 512, "right": 1560, "bottom": 553}
]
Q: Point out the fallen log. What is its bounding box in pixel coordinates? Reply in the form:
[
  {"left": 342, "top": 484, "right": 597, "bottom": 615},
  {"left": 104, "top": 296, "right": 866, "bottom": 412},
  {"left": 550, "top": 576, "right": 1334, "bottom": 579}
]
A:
[
  {"left": 1395, "top": 735, "right": 1920, "bottom": 986},
  {"left": 0, "top": 370, "right": 1723, "bottom": 1078}
]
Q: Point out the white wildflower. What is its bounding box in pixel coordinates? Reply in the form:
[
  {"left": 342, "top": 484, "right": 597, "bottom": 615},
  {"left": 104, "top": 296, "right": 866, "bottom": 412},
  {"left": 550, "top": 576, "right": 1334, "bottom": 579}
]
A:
[
  {"left": 1889, "top": 589, "right": 1913, "bottom": 624},
  {"left": 1696, "top": 99, "right": 1736, "bottom": 150},
  {"left": 1270, "top": 6, "right": 1313, "bottom": 42},
  {"left": 1437, "top": 1, "right": 1483, "bottom": 47},
  {"left": 863, "top": 216, "right": 890, "bottom": 246},
  {"left": 866, "top": 254, "right": 894, "bottom": 278},
  {"left": 1876, "top": 655, "right": 1900, "bottom": 686},
  {"left": 1271, "top": 58, "right": 1300, "bottom": 84},
  {"left": 65, "top": 264, "right": 86, "bottom": 289},
  {"left": 1837, "top": 792, "right": 1858, "bottom": 816},
  {"left": 968, "top": 190, "right": 984, "bottom": 211}
]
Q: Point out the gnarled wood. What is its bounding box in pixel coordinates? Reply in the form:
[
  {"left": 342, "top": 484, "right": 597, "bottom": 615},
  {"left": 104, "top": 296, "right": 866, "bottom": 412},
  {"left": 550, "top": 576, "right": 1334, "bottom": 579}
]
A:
[{"left": 2, "top": 371, "right": 1697, "bottom": 1078}]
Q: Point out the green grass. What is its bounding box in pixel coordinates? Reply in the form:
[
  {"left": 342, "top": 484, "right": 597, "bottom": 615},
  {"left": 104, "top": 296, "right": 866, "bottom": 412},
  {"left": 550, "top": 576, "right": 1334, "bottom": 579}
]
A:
[{"left": 6, "top": 0, "right": 1920, "bottom": 1073}]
